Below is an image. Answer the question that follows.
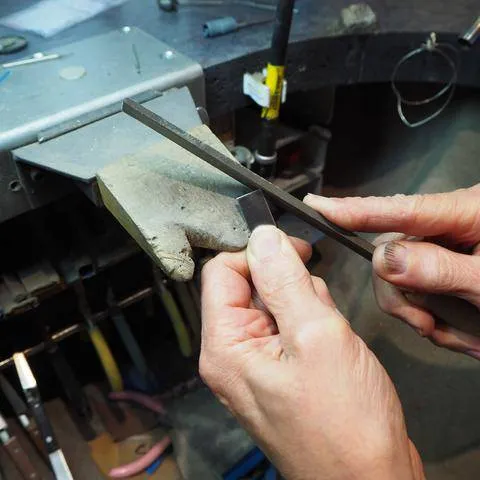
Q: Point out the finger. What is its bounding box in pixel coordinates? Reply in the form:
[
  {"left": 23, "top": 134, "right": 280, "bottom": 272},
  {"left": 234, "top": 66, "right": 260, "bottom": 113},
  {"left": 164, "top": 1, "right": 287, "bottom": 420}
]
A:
[
  {"left": 373, "top": 241, "right": 480, "bottom": 307},
  {"left": 304, "top": 186, "right": 480, "bottom": 244},
  {"left": 202, "top": 253, "right": 252, "bottom": 314},
  {"left": 203, "top": 237, "right": 312, "bottom": 311},
  {"left": 311, "top": 276, "right": 336, "bottom": 307},
  {"left": 251, "top": 237, "right": 312, "bottom": 312},
  {"left": 245, "top": 315, "right": 278, "bottom": 338},
  {"left": 252, "top": 276, "right": 335, "bottom": 312},
  {"left": 372, "top": 272, "right": 435, "bottom": 336},
  {"left": 290, "top": 237, "right": 313, "bottom": 264},
  {"left": 246, "top": 226, "right": 333, "bottom": 340},
  {"left": 429, "top": 324, "right": 480, "bottom": 358}
]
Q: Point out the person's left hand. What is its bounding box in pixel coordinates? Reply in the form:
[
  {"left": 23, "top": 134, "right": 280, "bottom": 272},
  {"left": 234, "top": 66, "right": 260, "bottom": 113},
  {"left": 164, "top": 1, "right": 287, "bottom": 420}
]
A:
[{"left": 200, "top": 226, "right": 424, "bottom": 480}]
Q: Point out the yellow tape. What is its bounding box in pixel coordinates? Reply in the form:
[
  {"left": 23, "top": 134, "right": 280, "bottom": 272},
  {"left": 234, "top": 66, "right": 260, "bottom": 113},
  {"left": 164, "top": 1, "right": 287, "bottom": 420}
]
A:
[
  {"left": 89, "top": 327, "right": 124, "bottom": 392},
  {"left": 261, "top": 64, "right": 285, "bottom": 121}
]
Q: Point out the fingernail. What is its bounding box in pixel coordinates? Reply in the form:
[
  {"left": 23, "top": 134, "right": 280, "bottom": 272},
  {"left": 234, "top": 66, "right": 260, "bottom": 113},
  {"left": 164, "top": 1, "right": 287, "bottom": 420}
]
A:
[
  {"left": 382, "top": 241, "right": 407, "bottom": 274},
  {"left": 249, "top": 226, "right": 282, "bottom": 261},
  {"left": 303, "top": 195, "right": 339, "bottom": 210}
]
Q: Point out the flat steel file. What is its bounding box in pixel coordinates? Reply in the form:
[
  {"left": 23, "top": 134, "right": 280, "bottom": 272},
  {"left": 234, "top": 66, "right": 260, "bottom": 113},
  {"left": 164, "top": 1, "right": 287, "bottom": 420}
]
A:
[{"left": 122, "top": 98, "right": 375, "bottom": 261}]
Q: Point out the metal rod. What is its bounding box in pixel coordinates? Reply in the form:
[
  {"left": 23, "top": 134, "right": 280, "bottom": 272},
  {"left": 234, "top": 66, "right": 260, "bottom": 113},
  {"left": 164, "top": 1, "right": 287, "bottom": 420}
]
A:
[
  {"left": 0, "top": 287, "right": 154, "bottom": 371},
  {"left": 2, "top": 52, "right": 61, "bottom": 68},
  {"left": 122, "top": 99, "right": 375, "bottom": 260},
  {"left": 269, "top": 0, "right": 295, "bottom": 66}
]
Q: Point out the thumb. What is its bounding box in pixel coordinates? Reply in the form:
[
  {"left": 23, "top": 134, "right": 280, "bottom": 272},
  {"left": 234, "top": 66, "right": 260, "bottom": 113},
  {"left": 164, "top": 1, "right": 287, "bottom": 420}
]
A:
[
  {"left": 373, "top": 241, "right": 480, "bottom": 307},
  {"left": 246, "top": 226, "right": 332, "bottom": 340}
]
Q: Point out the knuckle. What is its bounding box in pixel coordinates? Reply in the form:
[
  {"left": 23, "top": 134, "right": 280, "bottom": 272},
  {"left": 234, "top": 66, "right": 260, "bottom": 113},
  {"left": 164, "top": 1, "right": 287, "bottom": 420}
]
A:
[
  {"left": 372, "top": 194, "right": 409, "bottom": 225},
  {"left": 433, "top": 251, "right": 462, "bottom": 292},
  {"left": 199, "top": 350, "right": 226, "bottom": 392},
  {"left": 293, "top": 324, "right": 323, "bottom": 350},
  {"left": 198, "top": 353, "right": 215, "bottom": 386},
  {"left": 325, "top": 318, "right": 352, "bottom": 341},
  {"left": 347, "top": 196, "right": 370, "bottom": 227},
  {"left": 429, "top": 335, "right": 448, "bottom": 350},
  {"left": 293, "top": 314, "right": 351, "bottom": 350},
  {"left": 404, "top": 194, "right": 424, "bottom": 223},
  {"left": 372, "top": 277, "right": 398, "bottom": 313}
]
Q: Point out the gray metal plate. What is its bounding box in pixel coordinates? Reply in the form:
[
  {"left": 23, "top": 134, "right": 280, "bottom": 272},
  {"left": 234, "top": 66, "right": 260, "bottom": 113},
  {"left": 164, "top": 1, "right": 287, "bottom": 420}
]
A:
[
  {"left": 0, "top": 27, "right": 203, "bottom": 151},
  {"left": 13, "top": 87, "right": 202, "bottom": 181}
]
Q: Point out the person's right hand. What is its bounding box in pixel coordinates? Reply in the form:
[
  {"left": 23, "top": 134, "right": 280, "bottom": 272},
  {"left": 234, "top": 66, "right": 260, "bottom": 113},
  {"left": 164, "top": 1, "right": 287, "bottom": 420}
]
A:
[{"left": 304, "top": 185, "right": 480, "bottom": 358}]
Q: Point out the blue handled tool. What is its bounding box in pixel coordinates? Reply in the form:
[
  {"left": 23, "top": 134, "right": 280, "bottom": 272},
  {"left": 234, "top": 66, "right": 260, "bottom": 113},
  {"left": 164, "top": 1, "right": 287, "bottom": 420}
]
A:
[{"left": 203, "top": 16, "right": 273, "bottom": 38}]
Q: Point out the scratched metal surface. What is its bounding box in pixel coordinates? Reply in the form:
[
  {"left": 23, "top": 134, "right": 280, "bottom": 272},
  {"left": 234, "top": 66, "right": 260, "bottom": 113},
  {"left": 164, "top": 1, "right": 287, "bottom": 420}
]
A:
[{"left": 0, "top": 0, "right": 479, "bottom": 116}]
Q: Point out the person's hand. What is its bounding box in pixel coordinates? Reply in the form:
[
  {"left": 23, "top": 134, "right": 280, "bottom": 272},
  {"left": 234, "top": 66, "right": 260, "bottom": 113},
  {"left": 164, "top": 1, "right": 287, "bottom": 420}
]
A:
[
  {"left": 304, "top": 185, "right": 480, "bottom": 357},
  {"left": 200, "top": 226, "right": 424, "bottom": 480}
]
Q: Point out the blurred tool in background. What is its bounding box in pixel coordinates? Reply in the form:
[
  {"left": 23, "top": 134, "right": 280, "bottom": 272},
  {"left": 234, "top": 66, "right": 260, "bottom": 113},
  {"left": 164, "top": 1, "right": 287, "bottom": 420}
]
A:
[
  {"left": 108, "top": 391, "right": 171, "bottom": 478},
  {"left": 459, "top": 15, "right": 480, "bottom": 46},
  {"left": 13, "top": 353, "right": 74, "bottom": 480},
  {"left": 40, "top": 326, "right": 96, "bottom": 442},
  {"left": 1, "top": 52, "right": 62, "bottom": 69},
  {"left": 158, "top": 0, "right": 283, "bottom": 12},
  {"left": 0, "top": 409, "right": 39, "bottom": 480},
  {"left": 152, "top": 267, "right": 192, "bottom": 358},
  {"left": 0, "top": 374, "right": 48, "bottom": 463},
  {"left": 171, "top": 281, "right": 201, "bottom": 352},
  {"left": 0, "top": 35, "right": 28, "bottom": 54},
  {"left": 203, "top": 16, "right": 272, "bottom": 38},
  {"left": 107, "top": 287, "right": 158, "bottom": 392},
  {"left": 254, "top": 0, "right": 295, "bottom": 177},
  {"left": 74, "top": 281, "right": 124, "bottom": 393}
]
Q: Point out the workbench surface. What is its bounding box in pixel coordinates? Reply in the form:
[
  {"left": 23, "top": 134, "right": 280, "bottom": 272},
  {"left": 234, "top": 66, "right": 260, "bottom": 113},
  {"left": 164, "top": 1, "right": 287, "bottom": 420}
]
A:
[{"left": 1, "top": 0, "right": 478, "bottom": 116}]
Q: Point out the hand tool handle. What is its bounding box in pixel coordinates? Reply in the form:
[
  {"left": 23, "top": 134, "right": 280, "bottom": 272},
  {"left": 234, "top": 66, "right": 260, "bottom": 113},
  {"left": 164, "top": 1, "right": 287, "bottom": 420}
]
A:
[
  {"left": 108, "top": 291, "right": 151, "bottom": 384},
  {"left": 88, "top": 327, "right": 124, "bottom": 392},
  {"left": 25, "top": 421, "right": 48, "bottom": 461},
  {"left": 4, "top": 436, "right": 39, "bottom": 480},
  {"left": 203, "top": 17, "right": 239, "bottom": 37},
  {"left": 108, "top": 437, "right": 171, "bottom": 479},
  {"left": 48, "top": 346, "right": 91, "bottom": 419}
]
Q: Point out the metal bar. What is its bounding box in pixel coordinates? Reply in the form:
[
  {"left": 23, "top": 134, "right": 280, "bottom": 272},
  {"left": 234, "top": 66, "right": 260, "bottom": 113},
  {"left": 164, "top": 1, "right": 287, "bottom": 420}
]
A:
[
  {"left": 0, "top": 287, "right": 154, "bottom": 371},
  {"left": 238, "top": 190, "right": 276, "bottom": 230},
  {"left": 2, "top": 53, "right": 61, "bottom": 68},
  {"left": 122, "top": 99, "right": 375, "bottom": 261},
  {"left": 269, "top": 0, "right": 295, "bottom": 66}
]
